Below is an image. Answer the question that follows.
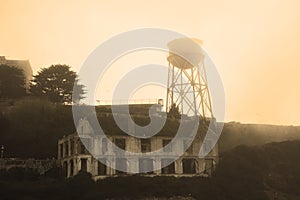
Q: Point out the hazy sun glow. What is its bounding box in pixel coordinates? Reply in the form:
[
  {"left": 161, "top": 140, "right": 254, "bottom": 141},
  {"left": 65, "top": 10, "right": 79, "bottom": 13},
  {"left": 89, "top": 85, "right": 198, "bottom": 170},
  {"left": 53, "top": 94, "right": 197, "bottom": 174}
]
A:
[{"left": 1, "top": 0, "right": 299, "bottom": 125}]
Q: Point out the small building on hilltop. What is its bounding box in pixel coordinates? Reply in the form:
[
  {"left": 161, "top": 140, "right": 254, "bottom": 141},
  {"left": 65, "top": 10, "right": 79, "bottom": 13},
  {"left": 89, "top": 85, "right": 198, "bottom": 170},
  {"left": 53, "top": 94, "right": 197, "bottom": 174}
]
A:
[{"left": 0, "top": 56, "right": 33, "bottom": 89}]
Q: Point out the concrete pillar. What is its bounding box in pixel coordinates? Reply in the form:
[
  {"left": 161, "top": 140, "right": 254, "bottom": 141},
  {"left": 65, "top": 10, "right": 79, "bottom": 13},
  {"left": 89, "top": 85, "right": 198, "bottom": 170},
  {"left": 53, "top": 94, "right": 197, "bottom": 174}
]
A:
[
  {"left": 108, "top": 137, "right": 114, "bottom": 154},
  {"left": 78, "top": 157, "right": 82, "bottom": 172},
  {"left": 74, "top": 138, "right": 78, "bottom": 155},
  {"left": 58, "top": 143, "right": 61, "bottom": 160},
  {"left": 67, "top": 139, "right": 72, "bottom": 156},
  {"left": 154, "top": 157, "right": 162, "bottom": 175},
  {"left": 90, "top": 157, "right": 95, "bottom": 176},
  {"left": 92, "top": 158, "right": 97, "bottom": 176},
  {"left": 94, "top": 137, "right": 100, "bottom": 156},
  {"left": 157, "top": 138, "right": 163, "bottom": 151},
  {"left": 105, "top": 160, "right": 111, "bottom": 176},
  {"left": 75, "top": 157, "right": 80, "bottom": 175},
  {"left": 195, "top": 159, "right": 200, "bottom": 174},
  {"left": 111, "top": 158, "right": 116, "bottom": 175},
  {"left": 197, "top": 158, "right": 205, "bottom": 174},
  {"left": 175, "top": 159, "right": 183, "bottom": 174},
  {"left": 107, "top": 159, "right": 112, "bottom": 175},
  {"left": 151, "top": 138, "right": 156, "bottom": 151},
  {"left": 62, "top": 143, "right": 66, "bottom": 158}
]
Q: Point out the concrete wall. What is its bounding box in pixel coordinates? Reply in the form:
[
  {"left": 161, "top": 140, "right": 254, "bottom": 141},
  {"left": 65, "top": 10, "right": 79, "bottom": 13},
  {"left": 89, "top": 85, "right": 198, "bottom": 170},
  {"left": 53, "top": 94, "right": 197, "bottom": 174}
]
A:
[{"left": 0, "top": 158, "right": 58, "bottom": 174}]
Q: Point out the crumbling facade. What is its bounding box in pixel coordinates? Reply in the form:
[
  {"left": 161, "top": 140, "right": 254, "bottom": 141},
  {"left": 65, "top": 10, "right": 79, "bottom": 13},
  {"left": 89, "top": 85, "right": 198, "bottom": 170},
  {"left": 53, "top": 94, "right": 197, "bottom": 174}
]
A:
[{"left": 58, "top": 116, "right": 219, "bottom": 180}]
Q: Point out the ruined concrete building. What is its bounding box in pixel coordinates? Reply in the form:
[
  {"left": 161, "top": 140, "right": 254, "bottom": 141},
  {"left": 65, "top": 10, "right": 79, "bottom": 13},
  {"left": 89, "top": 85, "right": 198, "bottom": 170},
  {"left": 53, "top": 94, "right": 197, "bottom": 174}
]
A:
[{"left": 58, "top": 104, "right": 219, "bottom": 180}]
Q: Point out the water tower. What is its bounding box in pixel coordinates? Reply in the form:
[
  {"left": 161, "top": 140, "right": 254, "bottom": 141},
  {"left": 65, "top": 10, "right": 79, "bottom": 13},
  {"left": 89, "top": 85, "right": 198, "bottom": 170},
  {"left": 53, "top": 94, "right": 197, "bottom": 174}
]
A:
[{"left": 166, "top": 38, "right": 212, "bottom": 120}]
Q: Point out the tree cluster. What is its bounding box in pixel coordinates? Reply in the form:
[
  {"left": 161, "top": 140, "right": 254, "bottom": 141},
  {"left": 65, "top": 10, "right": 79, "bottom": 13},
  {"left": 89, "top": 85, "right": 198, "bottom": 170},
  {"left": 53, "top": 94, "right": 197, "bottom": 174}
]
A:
[{"left": 0, "top": 64, "right": 85, "bottom": 104}]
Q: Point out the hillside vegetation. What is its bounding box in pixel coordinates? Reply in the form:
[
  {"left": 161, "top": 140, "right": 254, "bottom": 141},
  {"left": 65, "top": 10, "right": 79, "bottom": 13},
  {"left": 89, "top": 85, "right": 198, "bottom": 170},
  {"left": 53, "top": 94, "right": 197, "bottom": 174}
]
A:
[
  {"left": 0, "top": 99, "right": 299, "bottom": 158},
  {"left": 0, "top": 140, "right": 300, "bottom": 199}
]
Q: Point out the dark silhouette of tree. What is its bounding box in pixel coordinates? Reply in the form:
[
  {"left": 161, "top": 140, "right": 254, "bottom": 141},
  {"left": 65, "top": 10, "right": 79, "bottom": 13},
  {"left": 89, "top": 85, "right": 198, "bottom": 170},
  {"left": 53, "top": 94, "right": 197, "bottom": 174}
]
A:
[
  {"left": 5, "top": 98, "right": 76, "bottom": 158},
  {"left": 30, "top": 64, "right": 85, "bottom": 104},
  {"left": 168, "top": 103, "right": 181, "bottom": 119},
  {"left": 0, "top": 64, "right": 27, "bottom": 99}
]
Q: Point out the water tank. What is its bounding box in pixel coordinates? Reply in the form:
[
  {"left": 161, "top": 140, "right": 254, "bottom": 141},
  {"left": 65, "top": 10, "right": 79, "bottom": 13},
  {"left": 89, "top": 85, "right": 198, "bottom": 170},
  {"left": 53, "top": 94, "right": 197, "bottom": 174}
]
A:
[{"left": 167, "top": 38, "right": 204, "bottom": 69}]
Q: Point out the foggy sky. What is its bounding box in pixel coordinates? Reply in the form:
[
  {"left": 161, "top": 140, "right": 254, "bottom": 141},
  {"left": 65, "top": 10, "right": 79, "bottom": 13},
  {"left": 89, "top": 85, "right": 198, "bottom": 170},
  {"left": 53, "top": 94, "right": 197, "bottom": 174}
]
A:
[{"left": 0, "top": 0, "right": 299, "bottom": 125}]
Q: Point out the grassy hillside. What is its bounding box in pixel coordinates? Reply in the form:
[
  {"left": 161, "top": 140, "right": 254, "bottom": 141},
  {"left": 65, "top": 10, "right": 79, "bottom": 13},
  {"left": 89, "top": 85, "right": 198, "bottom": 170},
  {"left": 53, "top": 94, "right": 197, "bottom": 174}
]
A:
[
  {"left": 215, "top": 140, "right": 300, "bottom": 199},
  {"left": 219, "top": 122, "right": 300, "bottom": 152}
]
